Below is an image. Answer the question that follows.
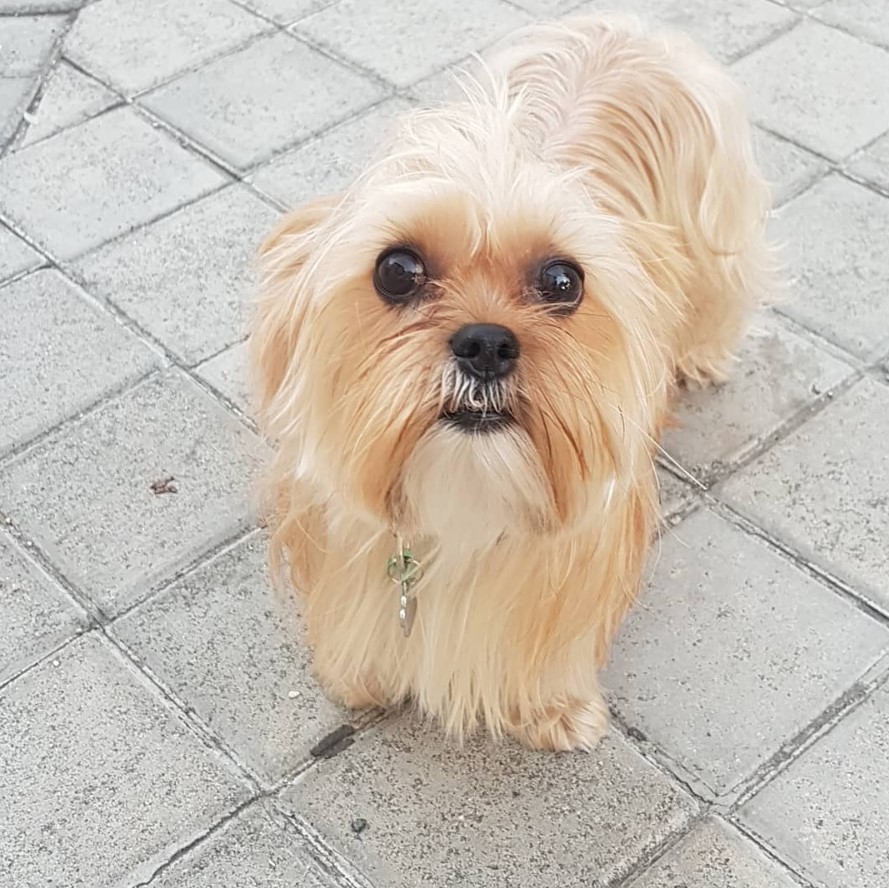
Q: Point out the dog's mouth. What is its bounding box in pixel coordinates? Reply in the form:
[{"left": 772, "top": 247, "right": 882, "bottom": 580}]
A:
[
  {"left": 440, "top": 369, "right": 515, "bottom": 434},
  {"left": 440, "top": 407, "right": 515, "bottom": 434}
]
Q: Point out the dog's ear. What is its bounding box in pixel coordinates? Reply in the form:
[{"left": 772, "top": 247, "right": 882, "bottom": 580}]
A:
[
  {"left": 250, "top": 194, "right": 340, "bottom": 427},
  {"left": 257, "top": 192, "right": 340, "bottom": 262}
]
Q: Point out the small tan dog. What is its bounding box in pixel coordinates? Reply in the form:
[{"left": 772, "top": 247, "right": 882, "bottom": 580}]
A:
[{"left": 250, "top": 14, "right": 772, "bottom": 751}]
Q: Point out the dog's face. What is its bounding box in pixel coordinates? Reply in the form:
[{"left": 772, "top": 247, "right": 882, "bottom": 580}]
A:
[{"left": 253, "top": 104, "right": 674, "bottom": 545}]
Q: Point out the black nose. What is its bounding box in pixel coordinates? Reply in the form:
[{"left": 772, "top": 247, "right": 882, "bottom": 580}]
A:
[{"left": 450, "top": 323, "right": 519, "bottom": 380}]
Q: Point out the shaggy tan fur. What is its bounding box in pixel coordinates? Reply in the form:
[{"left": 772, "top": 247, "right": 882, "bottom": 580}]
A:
[{"left": 250, "top": 13, "right": 773, "bottom": 751}]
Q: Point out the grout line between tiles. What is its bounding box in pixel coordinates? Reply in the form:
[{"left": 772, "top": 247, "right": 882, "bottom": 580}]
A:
[
  {"left": 725, "top": 11, "right": 804, "bottom": 64},
  {"left": 611, "top": 811, "right": 709, "bottom": 888},
  {"left": 754, "top": 124, "right": 889, "bottom": 206},
  {"left": 284, "top": 28, "right": 399, "bottom": 96},
  {"left": 194, "top": 334, "right": 249, "bottom": 369},
  {"left": 0, "top": 365, "right": 164, "bottom": 469},
  {"left": 838, "top": 165, "right": 889, "bottom": 201},
  {"left": 0, "top": 630, "right": 84, "bottom": 693},
  {"left": 108, "top": 524, "right": 262, "bottom": 625},
  {"left": 274, "top": 807, "right": 379, "bottom": 888},
  {"left": 1, "top": 6, "right": 81, "bottom": 157},
  {"left": 129, "top": 797, "right": 258, "bottom": 888},
  {"left": 0, "top": 258, "right": 51, "bottom": 288},
  {"left": 225, "top": 0, "right": 339, "bottom": 28},
  {"left": 0, "top": 499, "right": 113, "bottom": 625},
  {"left": 727, "top": 656, "right": 889, "bottom": 812},
  {"left": 498, "top": 0, "right": 585, "bottom": 18},
  {"left": 116, "top": 700, "right": 390, "bottom": 887},
  {"left": 729, "top": 819, "right": 819, "bottom": 888},
  {"left": 764, "top": 308, "right": 868, "bottom": 369},
  {"left": 657, "top": 365, "right": 863, "bottom": 493},
  {"left": 125, "top": 25, "right": 281, "bottom": 100},
  {"left": 0, "top": 172, "right": 236, "bottom": 280},
  {"left": 607, "top": 707, "right": 716, "bottom": 804},
  {"left": 0, "top": 188, "right": 183, "bottom": 266},
  {"left": 54, "top": 49, "right": 396, "bottom": 212},
  {"left": 758, "top": 0, "right": 889, "bottom": 61},
  {"left": 709, "top": 497, "right": 889, "bottom": 629},
  {"left": 0, "top": 6, "right": 79, "bottom": 14},
  {"left": 803, "top": 11, "right": 889, "bottom": 55},
  {"left": 102, "top": 624, "right": 268, "bottom": 790}
]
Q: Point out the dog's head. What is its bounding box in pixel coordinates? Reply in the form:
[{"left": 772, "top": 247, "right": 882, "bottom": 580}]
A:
[{"left": 252, "top": 87, "right": 679, "bottom": 546}]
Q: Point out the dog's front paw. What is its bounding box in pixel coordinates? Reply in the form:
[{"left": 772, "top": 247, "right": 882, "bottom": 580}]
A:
[
  {"left": 508, "top": 695, "right": 608, "bottom": 752},
  {"left": 338, "top": 684, "right": 381, "bottom": 710},
  {"left": 323, "top": 674, "right": 396, "bottom": 711}
]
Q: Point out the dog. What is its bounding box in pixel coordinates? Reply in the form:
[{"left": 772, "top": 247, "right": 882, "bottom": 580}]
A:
[{"left": 250, "top": 13, "right": 772, "bottom": 751}]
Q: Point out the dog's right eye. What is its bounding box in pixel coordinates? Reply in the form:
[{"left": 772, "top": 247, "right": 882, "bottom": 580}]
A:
[
  {"left": 374, "top": 249, "right": 427, "bottom": 304},
  {"left": 536, "top": 259, "right": 584, "bottom": 312}
]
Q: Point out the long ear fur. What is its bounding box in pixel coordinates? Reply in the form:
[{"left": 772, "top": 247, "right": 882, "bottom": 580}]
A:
[
  {"left": 249, "top": 194, "right": 340, "bottom": 426},
  {"left": 249, "top": 194, "right": 340, "bottom": 596}
]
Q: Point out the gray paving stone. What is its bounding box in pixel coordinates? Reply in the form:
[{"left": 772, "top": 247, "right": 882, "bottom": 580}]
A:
[
  {"left": 845, "top": 131, "right": 889, "bottom": 194},
  {"left": 20, "top": 60, "right": 117, "bottom": 146},
  {"left": 720, "top": 377, "right": 889, "bottom": 616},
  {"left": 65, "top": 0, "right": 269, "bottom": 95},
  {"left": 0, "top": 223, "right": 40, "bottom": 281},
  {"left": 0, "top": 632, "right": 249, "bottom": 887},
  {"left": 0, "top": 269, "right": 158, "bottom": 455},
  {"left": 663, "top": 314, "right": 851, "bottom": 481},
  {"left": 73, "top": 186, "right": 277, "bottom": 365},
  {"left": 0, "top": 76, "right": 34, "bottom": 144},
  {"left": 509, "top": 0, "right": 582, "bottom": 15},
  {"left": 771, "top": 174, "right": 889, "bottom": 358},
  {"left": 626, "top": 817, "right": 798, "bottom": 888},
  {"left": 114, "top": 536, "right": 347, "bottom": 784},
  {"left": 605, "top": 509, "right": 889, "bottom": 796},
  {"left": 149, "top": 801, "right": 336, "bottom": 888},
  {"left": 580, "top": 0, "right": 797, "bottom": 63},
  {"left": 249, "top": 97, "right": 412, "bottom": 207},
  {"left": 657, "top": 468, "right": 695, "bottom": 521},
  {"left": 0, "top": 15, "right": 63, "bottom": 76},
  {"left": 732, "top": 21, "right": 889, "bottom": 161},
  {"left": 0, "top": 0, "right": 81, "bottom": 9},
  {"left": 294, "top": 0, "right": 528, "bottom": 88},
  {"left": 235, "top": 0, "right": 334, "bottom": 25},
  {"left": 0, "top": 533, "right": 86, "bottom": 684},
  {"left": 410, "top": 66, "right": 468, "bottom": 106},
  {"left": 196, "top": 340, "right": 251, "bottom": 415},
  {"left": 813, "top": 0, "right": 889, "bottom": 50},
  {"left": 0, "top": 106, "right": 226, "bottom": 259},
  {"left": 739, "top": 681, "right": 889, "bottom": 888},
  {"left": 0, "top": 371, "right": 263, "bottom": 616},
  {"left": 142, "top": 33, "right": 384, "bottom": 171},
  {"left": 279, "top": 718, "right": 697, "bottom": 888},
  {"left": 753, "top": 127, "right": 828, "bottom": 207}
]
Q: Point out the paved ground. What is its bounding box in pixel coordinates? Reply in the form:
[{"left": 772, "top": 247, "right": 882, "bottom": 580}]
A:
[{"left": 2, "top": 0, "right": 888, "bottom": 886}]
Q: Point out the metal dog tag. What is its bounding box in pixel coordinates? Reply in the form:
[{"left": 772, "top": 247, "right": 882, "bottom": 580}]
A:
[
  {"left": 388, "top": 541, "right": 421, "bottom": 638},
  {"left": 399, "top": 590, "right": 418, "bottom": 637}
]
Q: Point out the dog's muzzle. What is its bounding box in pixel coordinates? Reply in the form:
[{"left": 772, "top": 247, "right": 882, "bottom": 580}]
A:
[{"left": 441, "top": 323, "right": 518, "bottom": 433}]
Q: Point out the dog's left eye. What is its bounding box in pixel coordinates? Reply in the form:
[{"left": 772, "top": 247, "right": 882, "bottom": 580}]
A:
[
  {"left": 374, "top": 248, "right": 427, "bottom": 304},
  {"left": 537, "top": 259, "right": 584, "bottom": 309}
]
